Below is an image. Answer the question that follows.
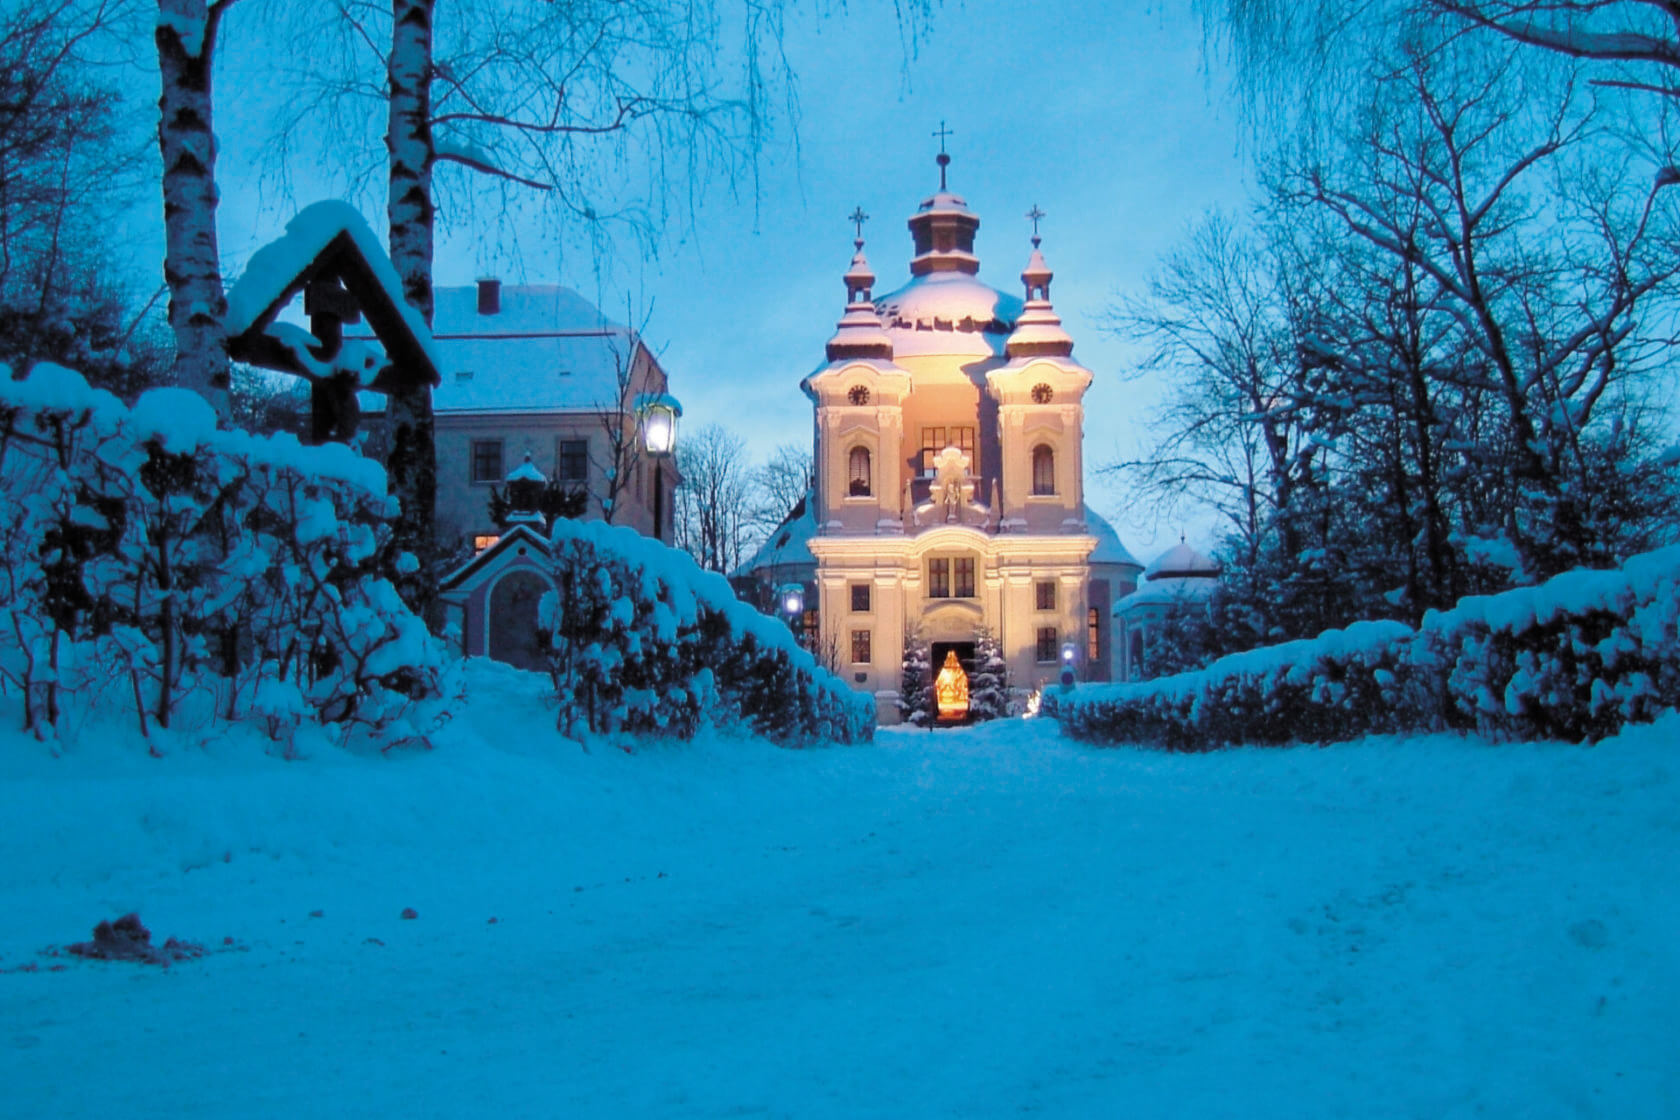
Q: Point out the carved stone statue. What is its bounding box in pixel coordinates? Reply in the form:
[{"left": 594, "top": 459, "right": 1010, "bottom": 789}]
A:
[{"left": 932, "top": 445, "right": 974, "bottom": 523}]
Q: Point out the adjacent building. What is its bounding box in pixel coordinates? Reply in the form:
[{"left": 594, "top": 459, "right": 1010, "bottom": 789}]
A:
[
  {"left": 368, "top": 280, "right": 680, "bottom": 664},
  {"left": 422, "top": 280, "right": 676, "bottom": 552}
]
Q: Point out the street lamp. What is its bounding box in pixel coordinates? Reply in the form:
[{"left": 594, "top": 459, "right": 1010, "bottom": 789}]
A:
[
  {"left": 779, "top": 582, "right": 805, "bottom": 618},
  {"left": 1059, "top": 641, "right": 1077, "bottom": 689},
  {"left": 634, "top": 392, "right": 682, "bottom": 458}
]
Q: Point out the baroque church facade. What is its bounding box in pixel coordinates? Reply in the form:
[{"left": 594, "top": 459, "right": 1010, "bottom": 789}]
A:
[{"left": 739, "top": 155, "right": 1141, "bottom": 721}]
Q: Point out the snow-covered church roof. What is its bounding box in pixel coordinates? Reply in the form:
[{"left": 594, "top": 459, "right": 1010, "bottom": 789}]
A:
[
  {"left": 873, "top": 273, "right": 1022, "bottom": 358},
  {"left": 1086, "top": 508, "right": 1141, "bottom": 570},
  {"left": 732, "top": 491, "right": 818, "bottom": 580}
]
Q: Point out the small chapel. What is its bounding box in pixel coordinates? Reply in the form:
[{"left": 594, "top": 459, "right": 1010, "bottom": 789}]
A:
[{"left": 736, "top": 150, "right": 1142, "bottom": 722}]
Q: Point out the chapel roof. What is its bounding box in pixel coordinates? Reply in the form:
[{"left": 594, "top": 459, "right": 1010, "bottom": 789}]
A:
[{"left": 1143, "top": 541, "right": 1221, "bottom": 580}]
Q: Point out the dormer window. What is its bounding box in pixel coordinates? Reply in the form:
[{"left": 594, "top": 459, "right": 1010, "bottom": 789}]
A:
[
  {"left": 848, "top": 446, "right": 872, "bottom": 497},
  {"left": 848, "top": 385, "right": 870, "bottom": 405},
  {"left": 1032, "top": 383, "right": 1054, "bottom": 404}
]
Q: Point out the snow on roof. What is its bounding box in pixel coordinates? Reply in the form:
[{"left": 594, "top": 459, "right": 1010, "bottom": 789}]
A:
[
  {"left": 367, "top": 284, "right": 645, "bottom": 415},
  {"left": 225, "top": 201, "right": 443, "bottom": 380},
  {"left": 1085, "top": 507, "right": 1140, "bottom": 569},
  {"left": 1114, "top": 575, "right": 1217, "bottom": 614},
  {"left": 916, "top": 189, "right": 975, "bottom": 214},
  {"left": 1144, "top": 541, "right": 1221, "bottom": 580},
  {"left": 873, "top": 272, "right": 1022, "bottom": 358},
  {"left": 733, "top": 492, "right": 817, "bottom": 579},
  {"left": 506, "top": 456, "right": 546, "bottom": 483}
]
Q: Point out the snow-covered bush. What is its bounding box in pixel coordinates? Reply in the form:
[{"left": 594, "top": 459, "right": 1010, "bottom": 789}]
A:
[
  {"left": 537, "top": 517, "right": 873, "bottom": 745},
  {"left": 0, "top": 364, "right": 455, "bottom": 745},
  {"left": 1058, "top": 545, "right": 1680, "bottom": 749}
]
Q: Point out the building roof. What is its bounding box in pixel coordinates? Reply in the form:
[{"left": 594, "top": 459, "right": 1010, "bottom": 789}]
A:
[
  {"left": 1085, "top": 508, "right": 1141, "bottom": 569},
  {"left": 355, "top": 283, "right": 646, "bottom": 415},
  {"left": 1115, "top": 575, "right": 1218, "bottom": 614},
  {"left": 1143, "top": 541, "right": 1221, "bottom": 580},
  {"left": 732, "top": 491, "right": 818, "bottom": 579},
  {"left": 872, "top": 272, "right": 1023, "bottom": 358}
]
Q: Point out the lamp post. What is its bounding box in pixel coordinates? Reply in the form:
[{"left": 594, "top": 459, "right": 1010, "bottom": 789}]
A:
[
  {"left": 634, "top": 392, "right": 682, "bottom": 458},
  {"left": 1059, "top": 641, "right": 1078, "bottom": 690},
  {"left": 634, "top": 392, "right": 681, "bottom": 540}
]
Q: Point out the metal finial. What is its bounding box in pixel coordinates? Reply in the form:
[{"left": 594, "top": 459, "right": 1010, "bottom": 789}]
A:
[
  {"left": 933, "top": 121, "right": 954, "bottom": 190},
  {"left": 848, "top": 205, "right": 869, "bottom": 245},
  {"left": 1027, "top": 204, "right": 1046, "bottom": 246}
]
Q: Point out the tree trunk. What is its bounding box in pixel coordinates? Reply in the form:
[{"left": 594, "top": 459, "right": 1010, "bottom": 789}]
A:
[
  {"left": 155, "top": 0, "right": 231, "bottom": 418},
  {"left": 385, "top": 0, "right": 437, "bottom": 620}
]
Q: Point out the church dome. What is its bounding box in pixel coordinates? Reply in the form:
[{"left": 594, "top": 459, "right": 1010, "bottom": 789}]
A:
[
  {"left": 873, "top": 272, "right": 1022, "bottom": 358},
  {"left": 1143, "top": 541, "right": 1220, "bottom": 580}
]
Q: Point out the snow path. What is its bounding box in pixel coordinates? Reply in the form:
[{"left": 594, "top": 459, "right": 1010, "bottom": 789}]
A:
[{"left": 1, "top": 665, "right": 1675, "bottom": 1117}]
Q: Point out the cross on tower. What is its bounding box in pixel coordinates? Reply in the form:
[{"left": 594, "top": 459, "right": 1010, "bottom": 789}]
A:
[
  {"left": 932, "top": 120, "right": 954, "bottom": 189},
  {"left": 1026, "top": 204, "right": 1046, "bottom": 244},
  {"left": 848, "top": 205, "right": 869, "bottom": 244}
]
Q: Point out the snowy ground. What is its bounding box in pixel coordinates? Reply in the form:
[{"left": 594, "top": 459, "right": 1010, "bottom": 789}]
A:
[{"left": 1, "top": 661, "right": 1676, "bottom": 1118}]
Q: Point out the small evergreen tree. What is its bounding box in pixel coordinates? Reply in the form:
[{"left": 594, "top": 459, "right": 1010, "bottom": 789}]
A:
[
  {"left": 968, "top": 628, "right": 1010, "bottom": 721},
  {"left": 897, "top": 630, "right": 934, "bottom": 726}
]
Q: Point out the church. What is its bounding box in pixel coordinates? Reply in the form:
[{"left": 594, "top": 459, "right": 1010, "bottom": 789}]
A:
[{"left": 736, "top": 152, "right": 1141, "bottom": 721}]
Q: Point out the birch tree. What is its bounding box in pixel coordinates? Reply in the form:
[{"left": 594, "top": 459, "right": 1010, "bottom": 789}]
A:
[{"left": 155, "top": 0, "right": 237, "bottom": 417}]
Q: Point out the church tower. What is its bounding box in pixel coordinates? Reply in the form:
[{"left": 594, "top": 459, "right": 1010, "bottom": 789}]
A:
[{"left": 739, "top": 145, "right": 1141, "bottom": 721}]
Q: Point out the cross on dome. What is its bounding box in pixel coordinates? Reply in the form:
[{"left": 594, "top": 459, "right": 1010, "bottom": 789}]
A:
[
  {"left": 1026, "top": 204, "right": 1046, "bottom": 246},
  {"left": 932, "top": 120, "right": 954, "bottom": 189}
]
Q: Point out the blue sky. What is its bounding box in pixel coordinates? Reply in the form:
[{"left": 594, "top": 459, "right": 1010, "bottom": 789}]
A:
[{"left": 164, "top": 1, "right": 1254, "bottom": 560}]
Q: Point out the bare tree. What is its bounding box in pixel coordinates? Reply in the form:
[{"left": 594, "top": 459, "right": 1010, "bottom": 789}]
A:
[
  {"left": 1429, "top": 1, "right": 1680, "bottom": 101},
  {"left": 751, "top": 441, "right": 812, "bottom": 532},
  {"left": 673, "top": 422, "right": 754, "bottom": 574},
  {"left": 1106, "top": 211, "right": 1326, "bottom": 568},
  {"left": 250, "top": 0, "right": 870, "bottom": 614}
]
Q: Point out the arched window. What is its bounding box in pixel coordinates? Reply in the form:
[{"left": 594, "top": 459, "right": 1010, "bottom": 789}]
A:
[
  {"left": 848, "top": 445, "right": 872, "bottom": 497},
  {"left": 1031, "top": 444, "right": 1055, "bottom": 496}
]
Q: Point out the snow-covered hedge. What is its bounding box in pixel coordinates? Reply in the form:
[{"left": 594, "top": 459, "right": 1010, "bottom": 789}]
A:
[
  {"left": 537, "top": 518, "right": 873, "bottom": 745},
  {"left": 1058, "top": 546, "right": 1680, "bottom": 749},
  {"left": 0, "top": 365, "right": 455, "bottom": 747}
]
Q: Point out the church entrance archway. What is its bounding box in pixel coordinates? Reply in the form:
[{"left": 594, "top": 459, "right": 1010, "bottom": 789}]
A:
[{"left": 487, "top": 570, "right": 551, "bottom": 671}]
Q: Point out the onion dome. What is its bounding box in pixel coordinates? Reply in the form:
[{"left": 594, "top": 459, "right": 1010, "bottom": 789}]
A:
[
  {"left": 826, "top": 226, "right": 894, "bottom": 361},
  {"left": 1005, "top": 210, "right": 1073, "bottom": 359}
]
